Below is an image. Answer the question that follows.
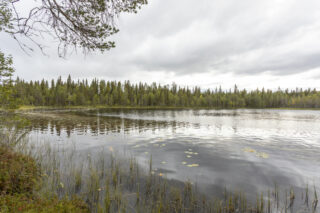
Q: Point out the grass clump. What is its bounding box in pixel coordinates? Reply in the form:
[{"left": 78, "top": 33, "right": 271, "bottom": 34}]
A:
[
  {"left": 0, "top": 146, "right": 89, "bottom": 212},
  {"left": 0, "top": 146, "right": 38, "bottom": 195},
  {"left": 0, "top": 194, "right": 88, "bottom": 213}
]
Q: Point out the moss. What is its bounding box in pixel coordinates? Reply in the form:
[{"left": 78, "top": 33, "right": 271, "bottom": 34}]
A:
[
  {"left": 0, "top": 194, "right": 89, "bottom": 212},
  {"left": 0, "top": 147, "right": 39, "bottom": 195}
]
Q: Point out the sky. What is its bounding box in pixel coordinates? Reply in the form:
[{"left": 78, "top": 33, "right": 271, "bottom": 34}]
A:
[{"left": 1, "top": 0, "right": 320, "bottom": 90}]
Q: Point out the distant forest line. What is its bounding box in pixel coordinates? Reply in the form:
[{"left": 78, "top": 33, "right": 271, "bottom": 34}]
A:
[{"left": 2, "top": 75, "right": 320, "bottom": 108}]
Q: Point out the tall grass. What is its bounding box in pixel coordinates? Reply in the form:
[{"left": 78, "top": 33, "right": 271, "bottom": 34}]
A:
[{"left": 19, "top": 139, "right": 318, "bottom": 213}]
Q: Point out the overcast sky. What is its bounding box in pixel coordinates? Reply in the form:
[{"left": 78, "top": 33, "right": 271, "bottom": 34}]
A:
[{"left": 1, "top": 0, "right": 320, "bottom": 90}]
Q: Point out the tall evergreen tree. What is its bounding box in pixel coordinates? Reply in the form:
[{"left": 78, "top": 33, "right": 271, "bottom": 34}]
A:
[{"left": 5, "top": 75, "right": 320, "bottom": 109}]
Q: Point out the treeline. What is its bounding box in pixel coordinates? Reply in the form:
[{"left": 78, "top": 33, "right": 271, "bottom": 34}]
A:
[{"left": 2, "top": 75, "right": 320, "bottom": 108}]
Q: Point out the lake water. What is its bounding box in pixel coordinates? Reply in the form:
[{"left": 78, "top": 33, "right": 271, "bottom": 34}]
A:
[{"left": 22, "top": 109, "right": 320, "bottom": 197}]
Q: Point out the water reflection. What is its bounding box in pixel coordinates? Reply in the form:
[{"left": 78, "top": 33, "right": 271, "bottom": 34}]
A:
[{"left": 16, "top": 109, "right": 320, "bottom": 197}]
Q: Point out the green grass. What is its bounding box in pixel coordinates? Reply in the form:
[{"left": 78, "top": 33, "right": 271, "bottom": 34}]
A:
[{"left": 0, "top": 194, "right": 89, "bottom": 213}]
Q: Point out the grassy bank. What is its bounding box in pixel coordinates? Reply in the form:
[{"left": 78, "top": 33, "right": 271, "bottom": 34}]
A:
[
  {"left": 0, "top": 145, "right": 89, "bottom": 212},
  {"left": 0, "top": 122, "right": 319, "bottom": 212},
  {"left": 4, "top": 105, "right": 320, "bottom": 113}
]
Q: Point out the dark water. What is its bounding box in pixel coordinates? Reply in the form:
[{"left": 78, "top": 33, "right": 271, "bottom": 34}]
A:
[{"left": 22, "top": 109, "right": 320, "bottom": 197}]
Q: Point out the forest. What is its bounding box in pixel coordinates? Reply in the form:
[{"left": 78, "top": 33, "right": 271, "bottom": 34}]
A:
[{"left": 1, "top": 75, "right": 320, "bottom": 109}]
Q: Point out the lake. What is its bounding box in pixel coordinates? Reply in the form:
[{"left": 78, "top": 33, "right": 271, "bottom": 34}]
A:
[{"left": 21, "top": 108, "right": 320, "bottom": 198}]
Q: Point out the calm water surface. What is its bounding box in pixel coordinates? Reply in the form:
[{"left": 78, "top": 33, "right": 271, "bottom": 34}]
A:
[{"left": 23, "top": 109, "right": 320, "bottom": 197}]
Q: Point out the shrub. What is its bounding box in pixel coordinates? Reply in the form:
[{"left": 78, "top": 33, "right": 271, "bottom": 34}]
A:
[{"left": 0, "top": 146, "right": 39, "bottom": 195}]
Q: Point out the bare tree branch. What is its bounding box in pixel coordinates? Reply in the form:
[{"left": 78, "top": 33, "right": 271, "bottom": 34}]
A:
[{"left": 1, "top": 0, "right": 147, "bottom": 57}]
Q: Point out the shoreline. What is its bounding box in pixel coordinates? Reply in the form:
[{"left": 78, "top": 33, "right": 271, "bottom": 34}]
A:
[
  {"left": 1, "top": 106, "right": 320, "bottom": 115},
  {"left": 1, "top": 105, "right": 319, "bottom": 112}
]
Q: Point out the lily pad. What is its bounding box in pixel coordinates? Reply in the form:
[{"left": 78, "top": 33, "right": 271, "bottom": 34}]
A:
[
  {"left": 243, "top": 147, "right": 256, "bottom": 153},
  {"left": 256, "top": 152, "right": 269, "bottom": 159},
  {"left": 187, "top": 164, "right": 199, "bottom": 167},
  {"left": 243, "top": 147, "right": 269, "bottom": 159}
]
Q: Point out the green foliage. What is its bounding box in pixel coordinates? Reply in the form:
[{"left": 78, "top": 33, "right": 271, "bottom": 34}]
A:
[
  {"left": 0, "top": 51, "right": 20, "bottom": 109},
  {"left": 7, "top": 76, "right": 320, "bottom": 109},
  {"left": 0, "top": 146, "right": 38, "bottom": 195},
  {"left": 0, "top": 194, "right": 89, "bottom": 213},
  {"left": 0, "top": 85, "right": 21, "bottom": 109},
  {"left": 0, "top": 3, "right": 15, "bottom": 109},
  {"left": 0, "top": 51, "right": 14, "bottom": 84},
  {"left": 0, "top": 1, "right": 13, "bottom": 33}
]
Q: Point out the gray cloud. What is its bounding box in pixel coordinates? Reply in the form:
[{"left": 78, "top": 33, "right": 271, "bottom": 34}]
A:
[
  {"left": 2, "top": 0, "right": 320, "bottom": 88},
  {"left": 109, "top": 0, "right": 320, "bottom": 77}
]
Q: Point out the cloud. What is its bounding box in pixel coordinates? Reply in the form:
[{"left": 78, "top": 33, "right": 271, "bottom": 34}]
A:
[
  {"left": 2, "top": 0, "right": 320, "bottom": 89},
  {"left": 121, "top": 0, "right": 320, "bottom": 76}
]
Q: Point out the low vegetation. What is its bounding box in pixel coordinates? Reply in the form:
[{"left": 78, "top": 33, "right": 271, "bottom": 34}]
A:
[
  {"left": 0, "top": 194, "right": 88, "bottom": 213},
  {"left": 0, "top": 146, "right": 89, "bottom": 212},
  {"left": 0, "top": 146, "right": 38, "bottom": 195}
]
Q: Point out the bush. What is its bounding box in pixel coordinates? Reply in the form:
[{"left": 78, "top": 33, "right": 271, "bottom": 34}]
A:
[
  {"left": 0, "top": 146, "right": 89, "bottom": 212},
  {"left": 0, "top": 146, "right": 39, "bottom": 195}
]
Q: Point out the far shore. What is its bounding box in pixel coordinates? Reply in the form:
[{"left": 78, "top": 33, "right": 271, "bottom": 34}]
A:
[{"left": 1, "top": 105, "right": 319, "bottom": 113}]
